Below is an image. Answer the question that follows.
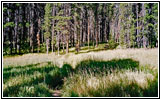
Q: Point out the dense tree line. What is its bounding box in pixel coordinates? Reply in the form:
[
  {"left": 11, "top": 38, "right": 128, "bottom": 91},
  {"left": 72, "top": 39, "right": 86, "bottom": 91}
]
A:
[{"left": 3, "top": 3, "right": 158, "bottom": 55}]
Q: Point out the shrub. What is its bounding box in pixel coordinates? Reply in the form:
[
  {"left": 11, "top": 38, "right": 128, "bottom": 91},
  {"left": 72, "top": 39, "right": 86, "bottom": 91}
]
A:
[{"left": 108, "top": 39, "right": 119, "bottom": 49}]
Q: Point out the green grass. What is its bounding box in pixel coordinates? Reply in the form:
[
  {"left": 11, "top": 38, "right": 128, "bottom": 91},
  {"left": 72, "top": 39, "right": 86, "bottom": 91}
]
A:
[
  {"left": 3, "top": 62, "right": 74, "bottom": 97},
  {"left": 3, "top": 62, "right": 57, "bottom": 96},
  {"left": 75, "top": 59, "right": 139, "bottom": 74},
  {"left": 58, "top": 43, "right": 106, "bottom": 55}
]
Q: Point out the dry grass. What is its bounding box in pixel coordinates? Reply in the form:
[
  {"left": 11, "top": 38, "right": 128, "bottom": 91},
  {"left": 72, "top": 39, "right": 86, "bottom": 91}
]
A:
[
  {"left": 3, "top": 48, "right": 158, "bottom": 69},
  {"left": 62, "top": 68, "right": 157, "bottom": 97}
]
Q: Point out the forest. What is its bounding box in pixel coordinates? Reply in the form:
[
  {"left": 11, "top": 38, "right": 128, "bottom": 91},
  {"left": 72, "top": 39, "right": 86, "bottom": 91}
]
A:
[
  {"left": 3, "top": 3, "right": 158, "bottom": 97},
  {"left": 3, "top": 3, "right": 158, "bottom": 55}
]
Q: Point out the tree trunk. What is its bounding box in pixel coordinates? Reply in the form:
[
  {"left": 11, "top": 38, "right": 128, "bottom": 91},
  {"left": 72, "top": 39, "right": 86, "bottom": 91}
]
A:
[
  {"left": 63, "top": 35, "right": 65, "bottom": 53},
  {"left": 37, "top": 33, "right": 40, "bottom": 53},
  {"left": 74, "top": 10, "right": 77, "bottom": 51},
  {"left": 95, "top": 4, "right": 99, "bottom": 47},
  {"left": 58, "top": 31, "right": 60, "bottom": 55},
  {"left": 88, "top": 17, "right": 90, "bottom": 50},
  {"left": 36, "top": 18, "right": 40, "bottom": 53},
  {"left": 14, "top": 9, "right": 18, "bottom": 54},
  {"left": 136, "top": 4, "right": 139, "bottom": 48},
  {"left": 142, "top": 3, "right": 146, "bottom": 48},
  {"left": 30, "top": 4, "right": 34, "bottom": 53},
  {"left": 7, "top": 5, "right": 13, "bottom": 54},
  {"left": 46, "top": 38, "right": 49, "bottom": 54},
  {"left": 79, "top": 5, "right": 83, "bottom": 47},
  {"left": 66, "top": 34, "right": 69, "bottom": 53},
  {"left": 52, "top": 5, "right": 55, "bottom": 53}
]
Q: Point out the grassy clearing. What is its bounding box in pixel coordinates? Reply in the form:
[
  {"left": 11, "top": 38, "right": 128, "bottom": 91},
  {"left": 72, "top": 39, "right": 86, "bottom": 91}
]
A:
[{"left": 3, "top": 48, "right": 158, "bottom": 97}]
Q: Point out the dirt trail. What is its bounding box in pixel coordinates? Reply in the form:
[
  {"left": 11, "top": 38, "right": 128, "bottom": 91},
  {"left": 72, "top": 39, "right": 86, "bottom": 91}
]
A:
[{"left": 52, "top": 90, "right": 62, "bottom": 97}]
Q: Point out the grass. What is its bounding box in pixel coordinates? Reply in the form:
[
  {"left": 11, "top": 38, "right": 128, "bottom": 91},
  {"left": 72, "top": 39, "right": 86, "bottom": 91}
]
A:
[
  {"left": 3, "top": 63, "right": 55, "bottom": 97},
  {"left": 62, "top": 58, "right": 157, "bottom": 97},
  {"left": 62, "top": 69, "right": 157, "bottom": 97},
  {"left": 57, "top": 43, "right": 106, "bottom": 55},
  {"left": 3, "top": 47, "right": 158, "bottom": 97},
  {"left": 75, "top": 59, "right": 139, "bottom": 74}
]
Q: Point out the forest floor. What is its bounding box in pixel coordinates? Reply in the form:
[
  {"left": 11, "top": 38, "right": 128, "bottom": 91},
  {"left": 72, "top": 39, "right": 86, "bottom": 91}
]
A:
[{"left": 3, "top": 46, "right": 158, "bottom": 97}]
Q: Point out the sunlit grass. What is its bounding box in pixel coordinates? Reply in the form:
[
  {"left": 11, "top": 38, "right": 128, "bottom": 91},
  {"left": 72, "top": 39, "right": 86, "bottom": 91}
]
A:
[{"left": 3, "top": 48, "right": 158, "bottom": 69}]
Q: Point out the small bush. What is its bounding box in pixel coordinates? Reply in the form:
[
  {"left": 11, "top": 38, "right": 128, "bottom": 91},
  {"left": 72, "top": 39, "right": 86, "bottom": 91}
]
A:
[{"left": 108, "top": 39, "right": 119, "bottom": 49}]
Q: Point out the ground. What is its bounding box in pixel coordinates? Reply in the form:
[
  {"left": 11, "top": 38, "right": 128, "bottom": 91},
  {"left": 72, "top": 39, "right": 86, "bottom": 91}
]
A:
[{"left": 3, "top": 47, "right": 158, "bottom": 97}]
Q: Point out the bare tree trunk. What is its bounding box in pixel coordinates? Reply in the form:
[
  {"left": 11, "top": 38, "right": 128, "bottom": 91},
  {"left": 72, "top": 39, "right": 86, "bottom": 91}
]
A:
[
  {"left": 30, "top": 4, "right": 34, "bottom": 53},
  {"left": 37, "top": 33, "right": 40, "bottom": 53},
  {"left": 95, "top": 4, "right": 99, "bottom": 47},
  {"left": 14, "top": 9, "right": 18, "bottom": 54},
  {"left": 37, "top": 18, "right": 41, "bottom": 53},
  {"left": 66, "top": 34, "right": 69, "bottom": 53},
  {"left": 46, "top": 38, "right": 49, "bottom": 54},
  {"left": 74, "top": 10, "right": 77, "bottom": 51},
  {"left": 62, "top": 34, "right": 65, "bottom": 53},
  {"left": 79, "top": 5, "right": 83, "bottom": 47},
  {"left": 83, "top": 6, "right": 87, "bottom": 46},
  {"left": 17, "top": 6, "right": 21, "bottom": 54},
  {"left": 58, "top": 31, "right": 60, "bottom": 56},
  {"left": 88, "top": 17, "right": 90, "bottom": 50}
]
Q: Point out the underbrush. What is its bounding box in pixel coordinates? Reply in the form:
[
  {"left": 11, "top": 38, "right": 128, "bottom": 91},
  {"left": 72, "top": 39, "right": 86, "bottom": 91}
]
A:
[{"left": 3, "top": 58, "right": 158, "bottom": 97}]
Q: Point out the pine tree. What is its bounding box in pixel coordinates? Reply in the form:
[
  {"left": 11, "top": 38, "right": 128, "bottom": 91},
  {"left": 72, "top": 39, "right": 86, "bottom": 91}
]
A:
[
  {"left": 43, "top": 4, "right": 51, "bottom": 54},
  {"left": 144, "top": 3, "right": 158, "bottom": 48},
  {"left": 119, "top": 3, "right": 127, "bottom": 47},
  {"left": 53, "top": 4, "right": 71, "bottom": 55}
]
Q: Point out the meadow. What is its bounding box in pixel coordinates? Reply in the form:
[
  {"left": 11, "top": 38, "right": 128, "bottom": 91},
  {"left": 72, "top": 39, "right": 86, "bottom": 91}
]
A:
[{"left": 3, "top": 47, "right": 158, "bottom": 97}]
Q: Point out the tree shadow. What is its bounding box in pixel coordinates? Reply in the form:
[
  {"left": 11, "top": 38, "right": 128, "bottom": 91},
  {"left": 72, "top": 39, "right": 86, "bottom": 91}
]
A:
[
  {"left": 3, "top": 74, "right": 45, "bottom": 97},
  {"left": 75, "top": 58, "right": 139, "bottom": 75},
  {"left": 3, "top": 63, "right": 41, "bottom": 72},
  {"left": 3, "top": 63, "right": 55, "bottom": 83},
  {"left": 45, "top": 64, "right": 74, "bottom": 89}
]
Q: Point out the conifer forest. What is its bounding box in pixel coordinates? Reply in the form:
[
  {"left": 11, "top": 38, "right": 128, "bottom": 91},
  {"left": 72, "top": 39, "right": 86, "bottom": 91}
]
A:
[{"left": 3, "top": 2, "right": 159, "bottom": 97}]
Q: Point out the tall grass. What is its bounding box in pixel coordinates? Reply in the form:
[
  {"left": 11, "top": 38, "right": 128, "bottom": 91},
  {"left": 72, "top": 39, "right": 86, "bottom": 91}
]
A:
[
  {"left": 3, "top": 63, "right": 56, "bottom": 97},
  {"left": 62, "top": 68, "right": 157, "bottom": 97},
  {"left": 3, "top": 48, "right": 158, "bottom": 97}
]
